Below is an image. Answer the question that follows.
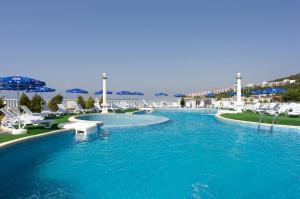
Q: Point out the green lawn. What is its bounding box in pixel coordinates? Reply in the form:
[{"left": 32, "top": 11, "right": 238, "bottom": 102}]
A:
[
  {"left": 221, "top": 111, "right": 300, "bottom": 126},
  {"left": 0, "top": 115, "right": 71, "bottom": 144}
]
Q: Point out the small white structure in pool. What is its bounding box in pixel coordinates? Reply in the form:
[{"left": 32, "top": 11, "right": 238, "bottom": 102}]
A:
[{"left": 74, "top": 114, "right": 169, "bottom": 128}]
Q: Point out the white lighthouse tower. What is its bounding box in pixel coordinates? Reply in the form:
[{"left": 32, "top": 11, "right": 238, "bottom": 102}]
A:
[
  {"left": 236, "top": 72, "right": 242, "bottom": 113},
  {"left": 101, "top": 73, "right": 109, "bottom": 114}
]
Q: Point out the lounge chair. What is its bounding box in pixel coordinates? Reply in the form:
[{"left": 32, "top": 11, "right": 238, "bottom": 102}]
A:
[
  {"left": 0, "top": 107, "right": 54, "bottom": 132},
  {"left": 119, "top": 102, "right": 130, "bottom": 110},
  {"left": 20, "top": 105, "right": 48, "bottom": 117},
  {"left": 56, "top": 104, "right": 72, "bottom": 116},
  {"left": 288, "top": 104, "right": 300, "bottom": 117},
  {"left": 109, "top": 104, "right": 121, "bottom": 112},
  {"left": 94, "top": 102, "right": 102, "bottom": 112},
  {"left": 142, "top": 100, "right": 150, "bottom": 108},
  {"left": 248, "top": 103, "right": 261, "bottom": 113},
  {"left": 73, "top": 103, "right": 88, "bottom": 114},
  {"left": 172, "top": 102, "right": 180, "bottom": 108},
  {"left": 276, "top": 104, "right": 291, "bottom": 116},
  {"left": 41, "top": 104, "right": 54, "bottom": 116},
  {"left": 7, "top": 106, "right": 44, "bottom": 120},
  {"left": 263, "top": 103, "right": 279, "bottom": 115},
  {"left": 152, "top": 102, "right": 162, "bottom": 108}
]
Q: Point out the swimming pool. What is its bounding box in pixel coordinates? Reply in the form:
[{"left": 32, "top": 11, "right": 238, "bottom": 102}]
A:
[{"left": 0, "top": 110, "right": 300, "bottom": 198}]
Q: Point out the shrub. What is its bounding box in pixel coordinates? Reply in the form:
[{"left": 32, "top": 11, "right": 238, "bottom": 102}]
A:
[
  {"left": 30, "top": 94, "right": 42, "bottom": 113},
  {"left": 77, "top": 95, "right": 86, "bottom": 109},
  {"left": 19, "top": 93, "right": 31, "bottom": 108},
  {"left": 48, "top": 94, "right": 63, "bottom": 111},
  {"left": 282, "top": 90, "right": 300, "bottom": 102},
  {"left": 99, "top": 96, "right": 103, "bottom": 107},
  {"left": 180, "top": 97, "right": 186, "bottom": 108},
  {"left": 0, "top": 97, "right": 4, "bottom": 109},
  {"left": 0, "top": 97, "right": 4, "bottom": 116},
  {"left": 85, "top": 96, "right": 95, "bottom": 109}
]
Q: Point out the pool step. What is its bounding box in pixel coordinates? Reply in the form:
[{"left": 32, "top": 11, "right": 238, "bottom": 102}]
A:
[{"left": 58, "top": 121, "right": 103, "bottom": 134}]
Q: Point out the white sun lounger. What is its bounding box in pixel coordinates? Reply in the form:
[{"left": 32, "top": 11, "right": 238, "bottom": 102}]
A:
[
  {"left": 56, "top": 104, "right": 72, "bottom": 116},
  {"left": 41, "top": 104, "right": 54, "bottom": 115},
  {"left": 288, "top": 104, "right": 300, "bottom": 117},
  {"left": 0, "top": 107, "right": 54, "bottom": 132},
  {"left": 74, "top": 103, "right": 93, "bottom": 114},
  {"left": 94, "top": 102, "right": 102, "bottom": 112},
  {"left": 276, "top": 104, "right": 291, "bottom": 115},
  {"left": 20, "top": 105, "right": 49, "bottom": 117},
  {"left": 119, "top": 102, "right": 130, "bottom": 110}
]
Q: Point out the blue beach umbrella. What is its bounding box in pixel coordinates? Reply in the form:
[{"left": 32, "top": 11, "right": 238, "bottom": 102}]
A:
[
  {"left": 205, "top": 93, "right": 215, "bottom": 97},
  {"left": 94, "top": 90, "right": 113, "bottom": 95},
  {"left": 155, "top": 92, "right": 168, "bottom": 97},
  {"left": 0, "top": 75, "right": 46, "bottom": 130},
  {"left": 262, "top": 88, "right": 272, "bottom": 94},
  {"left": 228, "top": 92, "right": 236, "bottom": 97},
  {"left": 132, "top": 91, "right": 144, "bottom": 96},
  {"left": 0, "top": 85, "right": 27, "bottom": 91},
  {"left": 0, "top": 75, "right": 45, "bottom": 88},
  {"left": 66, "top": 88, "right": 88, "bottom": 94},
  {"left": 228, "top": 92, "right": 245, "bottom": 97},
  {"left": 174, "top": 93, "right": 186, "bottom": 98},
  {"left": 251, "top": 90, "right": 263, "bottom": 95},
  {"left": 275, "top": 88, "right": 286, "bottom": 94},
  {"left": 116, "top": 90, "right": 132, "bottom": 95},
  {"left": 27, "top": 86, "right": 56, "bottom": 93},
  {"left": 0, "top": 75, "right": 46, "bottom": 105}
]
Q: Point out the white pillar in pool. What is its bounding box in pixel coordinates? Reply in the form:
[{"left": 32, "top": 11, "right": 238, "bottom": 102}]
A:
[
  {"left": 236, "top": 72, "right": 242, "bottom": 113},
  {"left": 101, "top": 73, "right": 109, "bottom": 114}
]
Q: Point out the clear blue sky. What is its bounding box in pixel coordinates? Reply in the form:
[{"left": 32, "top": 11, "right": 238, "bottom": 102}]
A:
[{"left": 0, "top": 0, "right": 299, "bottom": 97}]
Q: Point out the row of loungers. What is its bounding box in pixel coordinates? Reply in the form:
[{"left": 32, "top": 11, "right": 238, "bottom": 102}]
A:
[
  {"left": 243, "top": 103, "right": 300, "bottom": 116},
  {"left": 0, "top": 106, "right": 54, "bottom": 133},
  {"left": 0, "top": 102, "right": 130, "bottom": 134}
]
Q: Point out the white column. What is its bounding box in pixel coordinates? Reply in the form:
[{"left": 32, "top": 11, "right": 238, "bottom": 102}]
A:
[
  {"left": 101, "top": 73, "right": 109, "bottom": 114},
  {"left": 236, "top": 72, "right": 242, "bottom": 112}
]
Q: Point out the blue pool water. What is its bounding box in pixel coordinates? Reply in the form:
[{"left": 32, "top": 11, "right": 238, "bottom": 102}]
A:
[{"left": 0, "top": 110, "right": 300, "bottom": 199}]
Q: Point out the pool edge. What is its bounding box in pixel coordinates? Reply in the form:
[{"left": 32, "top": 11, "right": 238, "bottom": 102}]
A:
[
  {"left": 0, "top": 129, "right": 74, "bottom": 149},
  {"left": 215, "top": 111, "right": 300, "bottom": 132}
]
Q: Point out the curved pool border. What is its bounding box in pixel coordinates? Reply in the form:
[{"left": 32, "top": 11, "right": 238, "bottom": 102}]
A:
[
  {"left": 70, "top": 113, "right": 170, "bottom": 128},
  {"left": 0, "top": 129, "right": 74, "bottom": 149},
  {"left": 215, "top": 111, "right": 300, "bottom": 133}
]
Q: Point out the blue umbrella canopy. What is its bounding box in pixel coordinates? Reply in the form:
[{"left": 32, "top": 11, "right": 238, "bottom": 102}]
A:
[
  {"left": 275, "top": 88, "right": 286, "bottom": 94},
  {"left": 66, "top": 88, "right": 88, "bottom": 94},
  {"left": 250, "top": 90, "right": 259, "bottom": 95},
  {"left": 132, "top": 91, "right": 144, "bottom": 96},
  {"left": 267, "top": 88, "right": 286, "bottom": 94},
  {"left": 228, "top": 92, "right": 245, "bottom": 97},
  {"left": 94, "top": 90, "right": 113, "bottom": 95},
  {"left": 0, "top": 75, "right": 46, "bottom": 108},
  {"left": 205, "top": 93, "right": 215, "bottom": 97},
  {"left": 262, "top": 88, "right": 273, "bottom": 94},
  {"left": 116, "top": 90, "right": 132, "bottom": 95},
  {"left": 174, "top": 93, "right": 186, "bottom": 97},
  {"left": 27, "top": 86, "right": 55, "bottom": 93},
  {"left": 155, "top": 92, "right": 168, "bottom": 96},
  {"left": 0, "top": 85, "right": 27, "bottom": 91},
  {"left": 0, "top": 75, "right": 45, "bottom": 89}
]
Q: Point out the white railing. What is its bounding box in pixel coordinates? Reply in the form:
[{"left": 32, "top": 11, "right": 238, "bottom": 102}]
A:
[{"left": 3, "top": 98, "right": 179, "bottom": 109}]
